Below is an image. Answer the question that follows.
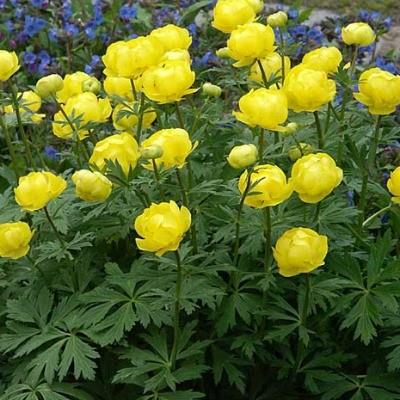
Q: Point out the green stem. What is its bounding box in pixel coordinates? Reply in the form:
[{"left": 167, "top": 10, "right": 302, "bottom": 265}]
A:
[
  {"left": 129, "top": 78, "right": 138, "bottom": 101},
  {"left": 136, "top": 92, "right": 145, "bottom": 143},
  {"left": 256, "top": 59, "right": 268, "bottom": 88},
  {"left": 301, "top": 275, "right": 311, "bottom": 325},
  {"left": 313, "top": 202, "right": 321, "bottom": 232},
  {"left": 0, "top": 112, "right": 19, "bottom": 177},
  {"left": 44, "top": 206, "right": 66, "bottom": 249},
  {"left": 258, "top": 128, "right": 265, "bottom": 161},
  {"left": 26, "top": 254, "right": 47, "bottom": 280},
  {"left": 175, "top": 102, "right": 185, "bottom": 130},
  {"left": 313, "top": 111, "right": 324, "bottom": 149},
  {"left": 263, "top": 207, "right": 272, "bottom": 272},
  {"left": 152, "top": 159, "right": 164, "bottom": 197},
  {"left": 278, "top": 29, "right": 286, "bottom": 82},
  {"left": 349, "top": 45, "right": 359, "bottom": 78},
  {"left": 362, "top": 204, "right": 391, "bottom": 227},
  {"left": 323, "top": 102, "right": 331, "bottom": 136}
]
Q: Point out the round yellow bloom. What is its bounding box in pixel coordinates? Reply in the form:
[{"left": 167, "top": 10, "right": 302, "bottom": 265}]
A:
[
  {"left": 141, "top": 128, "right": 196, "bottom": 171},
  {"left": 238, "top": 165, "right": 293, "bottom": 208},
  {"left": 273, "top": 227, "right": 328, "bottom": 277},
  {"left": 302, "top": 46, "right": 343, "bottom": 74},
  {"left": 140, "top": 60, "right": 196, "bottom": 104},
  {"left": 233, "top": 88, "right": 288, "bottom": 131},
  {"left": 56, "top": 71, "right": 91, "bottom": 103},
  {"left": 0, "top": 222, "right": 34, "bottom": 259},
  {"left": 52, "top": 92, "right": 112, "bottom": 140},
  {"left": 267, "top": 11, "right": 288, "bottom": 28},
  {"left": 354, "top": 68, "right": 400, "bottom": 115},
  {"left": 72, "top": 169, "right": 112, "bottom": 202},
  {"left": 5, "top": 91, "right": 42, "bottom": 115},
  {"left": 35, "top": 74, "right": 63, "bottom": 98},
  {"left": 150, "top": 24, "right": 192, "bottom": 51},
  {"left": 14, "top": 171, "right": 67, "bottom": 211},
  {"left": 216, "top": 47, "right": 231, "bottom": 58},
  {"left": 342, "top": 22, "right": 376, "bottom": 46},
  {"left": 227, "top": 23, "right": 275, "bottom": 67},
  {"left": 0, "top": 50, "right": 19, "bottom": 81},
  {"left": 112, "top": 103, "right": 156, "bottom": 131},
  {"left": 202, "top": 82, "right": 222, "bottom": 97},
  {"left": 283, "top": 65, "right": 336, "bottom": 112},
  {"left": 104, "top": 76, "right": 136, "bottom": 101},
  {"left": 161, "top": 49, "right": 191, "bottom": 63},
  {"left": 227, "top": 144, "right": 258, "bottom": 169},
  {"left": 290, "top": 153, "right": 343, "bottom": 203},
  {"left": 387, "top": 167, "right": 400, "bottom": 204},
  {"left": 135, "top": 201, "right": 191, "bottom": 256},
  {"left": 212, "top": 0, "right": 256, "bottom": 33},
  {"left": 89, "top": 132, "right": 140, "bottom": 176},
  {"left": 288, "top": 143, "right": 313, "bottom": 161},
  {"left": 249, "top": 52, "right": 290, "bottom": 84},
  {"left": 102, "top": 36, "right": 164, "bottom": 79}
]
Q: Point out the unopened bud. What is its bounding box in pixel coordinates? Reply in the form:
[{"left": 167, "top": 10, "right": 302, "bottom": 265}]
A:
[
  {"left": 216, "top": 47, "right": 231, "bottom": 59},
  {"left": 35, "top": 74, "right": 63, "bottom": 98},
  {"left": 141, "top": 145, "right": 164, "bottom": 160},
  {"left": 283, "top": 122, "right": 299, "bottom": 135},
  {"left": 267, "top": 11, "right": 288, "bottom": 28},
  {"left": 288, "top": 143, "right": 313, "bottom": 161},
  {"left": 227, "top": 144, "right": 258, "bottom": 169},
  {"left": 202, "top": 82, "right": 222, "bottom": 98},
  {"left": 82, "top": 77, "right": 101, "bottom": 94}
]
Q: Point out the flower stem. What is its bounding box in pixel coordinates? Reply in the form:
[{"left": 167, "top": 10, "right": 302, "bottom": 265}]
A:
[
  {"left": 257, "top": 59, "right": 268, "bottom": 88},
  {"left": 278, "top": 29, "right": 286, "bottom": 82},
  {"left": 301, "top": 275, "right": 311, "bottom": 326},
  {"left": 0, "top": 112, "right": 19, "bottom": 177},
  {"left": 258, "top": 128, "right": 265, "bottom": 161},
  {"left": 136, "top": 92, "right": 145, "bottom": 143},
  {"left": 152, "top": 159, "right": 164, "bottom": 197},
  {"left": 44, "top": 206, "right": 65, "bottom": 249},
  {"left": 129, "top": 78, "right": 137, "bottom": 100},
  {"left": 263, "top": 207, "right": 272, "bottom": 272},
  {"left": 175, "top": 102, "right": 185, "bottom": 130},
  {"left": 313, "top": 111, "right": 324, "bottom": 149},
  {"left": 362, "top": 204, "right": 391, "bottom": 227}
]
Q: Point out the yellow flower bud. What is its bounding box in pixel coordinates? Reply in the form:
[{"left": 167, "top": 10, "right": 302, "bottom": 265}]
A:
[
  {"left": 0, "top": 50, "right": 19, "bottom": 81},
  {"left": 387, "top": 167, "right": 400, "bottom": 204},
  {"left": 161, "top": 49, "right": 191, "bottom": 63},
  {"left": 140, "top": 145, "right": 164, "bottom": 160},
  {"left": 267, "top": 11, "right": 288, "bottom": 28},
  {"left": 140, "top": 60, "right": 197, "bottom": 104},
  {"left": 283, "top": 65, "right": 336, "bottom": 112},
  {"left": 216, "top": 47, "right": 232, "bottom": 59},
  {"left": 112, "top": 103, "right": 156, "bottom": 132},
  {"left": 56, "top": 71, "right": 91, "bottom": 103},
  {"left": 288, "top": 143, "right": 313, "bottom": 161},
  {"left": 354, "top": 68, "right": 400, "bottom": 115},
  {"left": 302, "top": 46, "right": 343, "bottom": 74},
  {"left": 233, "top": 88, "right": 288, "bottom": 131},
  {"left": 82, "top": 77, "right": 101, "bottom": 94},
  {"left": 141, "top": 128, "right": 196, "bottom": 171},
  {"left": 0, "top": 222, "right": 34, "bottom": 259},
  {"left": 135, "top": 200, "right": 191, "bottom": 256},
  {"left": 227, "top": 23, "right": 275, "bottom": 67},
  {"left": 238, "top": 164, "right": 293, "bottom": 208},
  {"left": 35, "top": 74, "right": 63, "bottom": 98},
  {"left": 283, "top": 122, "right": 299, "bottom": 135},
  {"left": 290, "top": 153, "right": 343, "bottom": 203},
  {"left": 104, "top": 76, "right": 136, "bottom": 101},
  {"left": 72, "top": 169, "right": 112, "bottom": 202},
  {"left": 150, "top": 24, "right": 192, "bottom": 51},
  {"left": 202, "top": 82, "right": 222, "bottom": 97},
  {"left": 14, "top": 171, "right": 67, "bottom": 211},
  {"left": 249, "top": 52, "right": 291, "bottom": 85},
  {"left": 212, "top": 0, "right": 256, "bottom": 33},
  {"left": 89, "top": 132, "right": 140, "bottom": 176},
  {"left": 273, "top": 227, "right": 328, "bottom": 277},
  {"left": 342, "top": 22, "right": 376, "bottom": 46},
  {"left": 227, "top": 144, "right": 258, "bottom": 169}
]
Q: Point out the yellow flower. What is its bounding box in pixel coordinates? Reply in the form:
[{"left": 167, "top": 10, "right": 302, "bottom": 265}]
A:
[
  {"left": 140, "top": 60, "right": 197, "bottom": 104},
  {"left": 4, "top": 90, "right": 42, "bottom": 114},
  {"left": 89, "top": 132, "right": 140, "bottom": 176},
  {"left": 212, "top": 0, "right": 256, "bottom": 33},
  {"left": 283, "top": 65, "right": 336, "bottom": 112},
  {"left": 56, "top": 71, "right": 91, "bottom": 103},
  {"left": 161, "top": 49, "right": 191, "bottom": 63},
  {"left": 267, "top": 11, "right": 288, "bottom": 28},
  {"left": 273, "top": 227, "right": 328, "bottom": 277},
  {"left": 238, "top": 164, "right": 293, "bottom": 208},
  {"left": 35, "top": 74, "right": 64, "bottom": 98},
  {"left": 290, "top": 153, "right": 343, "bottom": 203},
  {"left": 102, "top": 36, "right": 164, "bottom": 79},
  {"left": 14, "top": 171, "right": 67, "bottom": 211},
  {"left": 387, "top": 167, "right": 400, "bottom": 204},
  {"left": 354, "top": 68, "right": 400, "bottom": 115},
  {"left": 82, "top": 77, "right": 101, "bottom": 94},
  {"left": 72, "top": 169, "right": 112, "bottom": 202},
  {"left": 150, "top": 24, "right": 192, "bottom": 51},
  {"left": 141, "top": 128, "right": 196, "bottom": 171},
  {"left": 342, "top": 22, "right": 376, "bottom": 46},
  {"left": 134, "top": 201, "right": 191, "bottom": 256},
  {"left": 0, "top": 50, "right": 19, "bottom": 81},
  {"left": 112, "top": 103, "right": 156, "bottom": 131},
  {"left": 245, "top": 0, "right": 264, "bottom": 13},
  {"left": 52, "top": 92, "right": 112, "bottom": 140},
  {"left": 249, "top": 52, "right": 290, "bottom": 85},
  {"left": 302, "top": 46, "right": 343, "bottom": 74},
  {"left": 0, "top": 222, "right": 34, "bottom": 259},
  {"left": 104, "top": 76, "right": 136, "bottom": 101},
  {"left": 227, "top": 23, "right": 275, "bottom": 67},
  {"left": 233, "top": 88, "right": 288, "bottom": 131},
  {"left": 227, "top": 144, "right": 258, "bottom": 169}
]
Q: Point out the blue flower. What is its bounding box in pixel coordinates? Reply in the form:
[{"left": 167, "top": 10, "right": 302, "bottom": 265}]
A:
[
  {"left": 5, "top": 20, "right": 14, "bottom": 33},
  {"left": 30, "top": 0, "right": 45, "bottom": 7},
  {"left": 85, "top": 21, "right": 97, "bottom": 40},
  {"left": 84, "top": 54, "right": 101, "bottom": 74},
  {"left": 119, "top": 5, "right": 137, "bottom": 21},
  {"left": 383, "top": 17, "right": 392, "bottom": 30},
  {"left": 376, "top": 56, "right": 398, "bottom": 74},
  {"left": 49, "top": 28, "right": 58, "bottom": 42},
  {"left": 23, "top": 15, "right": 46, "bottom": 38},
  {"left": 307, "top": 27, "right": 325, "bottom": 44},
  {"left": 24, "top": 51, "right": 37, "bottom": 65},
  {"left": 187, "top": 23, "right": 197, "bottom": 37},
  {"left": 62, "top": 1, "right": 73, "bottom": 21},
  {"left": 44, "top": 146, "right": 60, "bottom": 161},
  {"left": 288, "top": 8, "right": 299, "bottom": 20},
  {"left": 63, "top": 22, "right": 79, "bottom": 37}
]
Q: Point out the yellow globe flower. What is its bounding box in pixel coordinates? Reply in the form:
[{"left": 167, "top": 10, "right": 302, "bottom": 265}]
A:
[
  {"left": 4, "top": 90, "right": 42, "bottom": 115},
  {"left": 72, "top": 169, "right": 112, "bottom": 202},
  {"left": 290, "top": 153, "right": 343, "bottom": 203},
  {"left": 134, "top": 201, "right": 191, "bottom": 256},
  {"left": 35, "top": 74, "right": 64, "bottom": 98},
  {"left": 233, "top": 88, "right": 288, "bottom": 131},
  {"left": 245, "top": 0, "right": 264, "bottom": 13},
  {"left": 342, "top": 22, "right": 376, "bottom": 46},
  {"left": 52, "top": 92, "right": 112, "bottom": 140},
  {"left": 249, "top": 52, "right": 290, "bottom": 85},
  {"left": 227, "top": 144, "right": 258, "bottom": 169},
  {"left": 0, "top": 50, "right": 19, "bottom": 81},
  {"left": 82, "top": 77, "right": 101, "bottom": 94},
  {"left": 56, "top": 71, "right": 91, "bottom": 103},
  {"left": 102, "top": 36, "right": 164, "bottom": 79},
  {"left": 267, "top": 11, "right": 288, "bottom": 28},
  {"left": 89, "top": 132, "right": 140, "bottom": 176},
  {"left": 112, "top": 103, "right": 156, "bottom": 131},
  {"left": 150, "top": 24, "right": 192, "bottom": 51},
  {"left": 141, "top": 128, "right": 196, "bottom": 171},
  {"left": 302, "top": 46, "right": 343, "bottom": 74},
  {"left": 140, "top": 60, "right": 197, "bottom": 104},
  {"left": 14, "top": 171, "right": 67, "bottom": 211},
  {"left": 283, "top": 65, "right": 336, "bottom": 112},
  {"left": 227, "top": 23, "right": 275, "bottom": 67},
  {"left": 212, "top": 0, "right": 256, "bottom": 33},
  {"left": 0, "top": 222, "right": 34, "bottom": 259},
  {"left": 161, "top": 49, "right": 191, "bottom": 63},
  {"left": 273, "top": 227, "right": 328, "bottom": 277},
  {"left": 104, "top": 76, "right": 136, "bottom": 101},
  {"left": 354, "top": 68, "right": 400, "bottom": 115},
  {"left": 238, "top": 164, "right": 293, "bottom": 208},
  {"left": 387, "top": 167, "right": 400, "bottom": 204}
]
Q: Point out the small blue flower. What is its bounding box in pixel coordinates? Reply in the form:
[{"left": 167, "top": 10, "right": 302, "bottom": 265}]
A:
[
  {"left": 5, "top": 20, "right": 14, "bottom": 33},
  {"left": 62, "top": 1, "right": 73, "bottom": 20},
  {"left": 383, "top": 17, "right": 392, "bottom": 30},
  {"left": 119, "top": 4, "right": 137, "bottom": 21},
  {"left": 346, "top": 189, "right": 355, "bottom": 206},
  {"left": 187, "top": 23, "right": 197, "bottom": 37},
  {"left": 30, "top": 0, "right": 44, "bottom": 7},
  {"left": 23, "top": 15, "right": 46, "bottom": 38},
  {"left": 84, "top": 54, "right": 101, "bottom": 74},
  {"left": 288, "top": 8, "right": 299, "bottom": 20},
  {"left": 24, "top": 51, "right": 37, "bottom": 65},
  {"left": 63, "top": 22, "right": 79, "bottom": 37},
  {"left": 49, "top": 27, "right": 58, "bottom": 42},
  {"left": 44, "top": 146, "right": 60, "bottom": 161}
]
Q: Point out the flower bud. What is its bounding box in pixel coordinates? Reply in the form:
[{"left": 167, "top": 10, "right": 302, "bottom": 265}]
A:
[
  {"left": 267, "top": 11, "right": 288, "bottom": 28},
  {"left": 35, "top": 74, "right": 64, "bottom": 98},
  {"left": 288, "top": 143, "right": 313, "bottom": 161},
  {"left": 283, "top": 122, "right": 299, "bottom": 135},
  {"left": 72, "top": 169, "right": 112, "bottom": 202},
  {"left": 82, "top": 77, "right": 101, "bottom": 94},
  {"left": 216, "top": 47, "right": 231, "bottom": 59},
  {"left": 341, "top": 22, "right": 376, "bottom": 46},
  {"left": 227, "top": 144, "right": 258, "bottom": 169},
  {"left": 202, "top": 82, "right": 222, "bottom": 98},
  {"left": 141, "top": 145, "right": 164, "bottom": 160}
]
